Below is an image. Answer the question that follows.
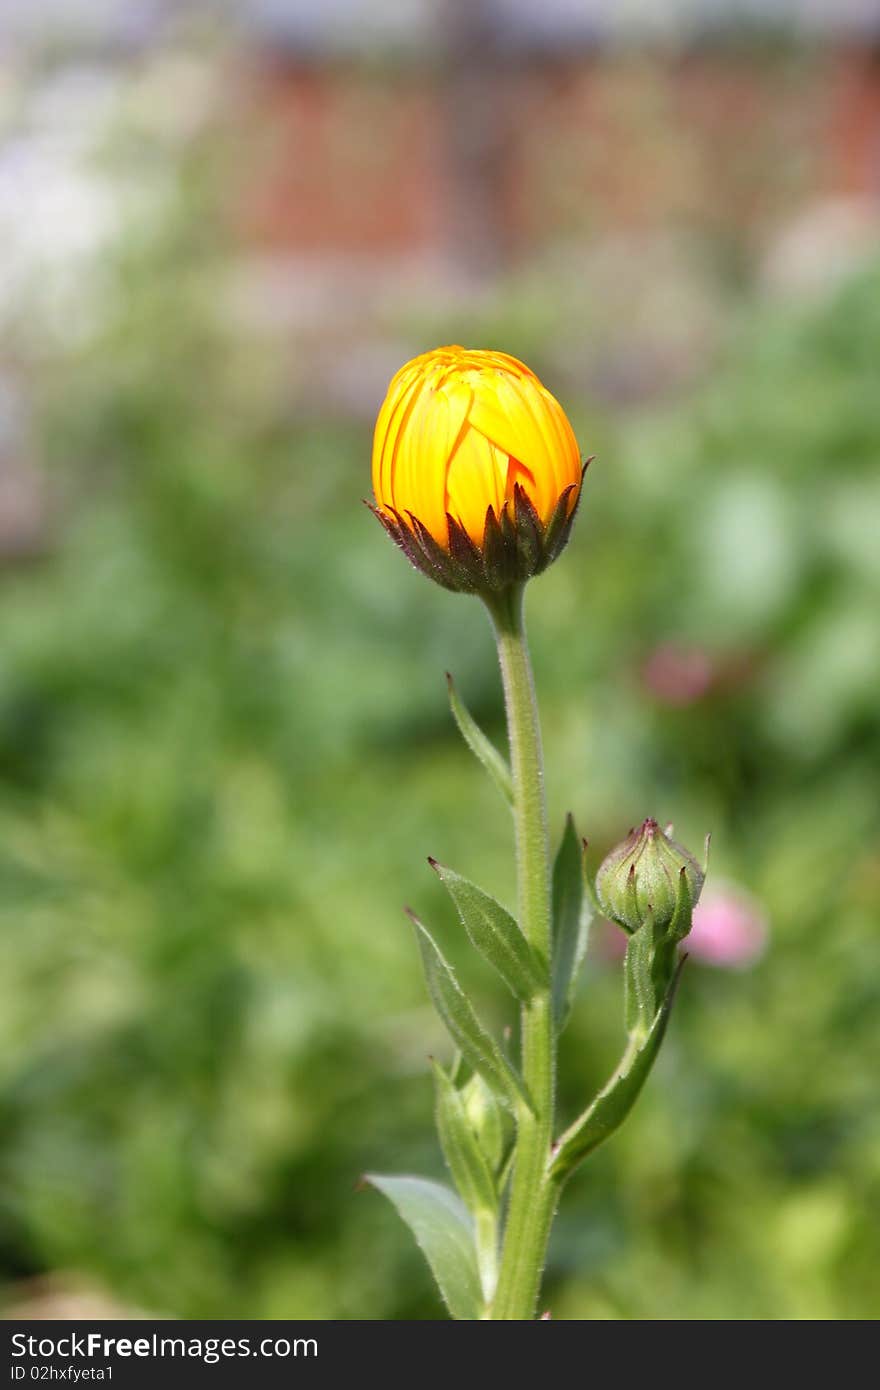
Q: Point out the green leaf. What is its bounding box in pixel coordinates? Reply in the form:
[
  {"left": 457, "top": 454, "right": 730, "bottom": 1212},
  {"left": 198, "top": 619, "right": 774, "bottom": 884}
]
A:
[
  {"left": 446, "top": 673, "right": 513, "bottom": 806},
  {"left": 409, "top": 912, "right": 533, "bottom": 1113},
  {"left": 549, "top": 958, "right": 686, "bottom": 1183},
  {"left": 432, "top": 1062, "right": 498, "bottom": 1215},
  {"left": 551, "top": 815, "right": 593, "bottom": 1031},
  {"left": 365, "top": 1174, "right": 483, "bottom": 1320},
  {"left": 429, "top": 860, "right": 547, "bottom": 1002}
]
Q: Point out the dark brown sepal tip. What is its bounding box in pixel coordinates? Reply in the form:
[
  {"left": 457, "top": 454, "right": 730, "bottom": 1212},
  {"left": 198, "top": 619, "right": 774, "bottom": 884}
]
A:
[
  {"left": 367, "top": 472, "right": 587, "bottom": 594},
  {"left": 513, "top": 483, "right": 543, "bottom": 575}
]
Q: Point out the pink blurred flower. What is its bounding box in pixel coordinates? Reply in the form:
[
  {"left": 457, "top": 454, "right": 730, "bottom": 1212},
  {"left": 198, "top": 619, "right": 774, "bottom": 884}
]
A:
[
  {"left": 594, "top": 918, "right": 627, "bottom": 960},
  {"left": 642, "top": 642, "right": 713, "bottom": 706},
  {"left": 688, "top": 883, "right": 768, "bottom": 968},
  {"left": 593, "top": 880, "right": 768, "bottom": 970}
]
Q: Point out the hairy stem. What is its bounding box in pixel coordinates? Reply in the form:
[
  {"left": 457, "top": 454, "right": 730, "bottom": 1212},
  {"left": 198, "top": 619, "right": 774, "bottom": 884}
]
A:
[{"left": 485, "top": 584, "right": 559, "bottom": 1319}]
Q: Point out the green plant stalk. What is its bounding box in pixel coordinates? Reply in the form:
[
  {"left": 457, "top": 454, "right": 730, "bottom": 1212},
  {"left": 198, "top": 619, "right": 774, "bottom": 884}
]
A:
[{"left": 485, "top": 583, "right": 559, "bottom": 1319}]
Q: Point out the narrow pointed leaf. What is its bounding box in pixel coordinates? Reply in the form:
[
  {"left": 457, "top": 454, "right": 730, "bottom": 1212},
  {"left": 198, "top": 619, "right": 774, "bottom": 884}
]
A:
[
  {"left": 446, "top": 673, "right": 513, "bottom": 806},
  {"left": 430, "top": 861, "right": 547, "bottom": 1002},
  {"left": 365, "top": 1174, "right": 483, "bottom": 1320},
  {"left": 432, "top": 1062, "right": 498, "bottom": 1216},
  {"left": 551, "top": 815, "right": 593, "bottom": 1031},
  {"left": 549, "top": 959, "right": 686, "bottom": 1183},
  {"left": 410, "top": 914, "right": 533, "bottom": 1113}
]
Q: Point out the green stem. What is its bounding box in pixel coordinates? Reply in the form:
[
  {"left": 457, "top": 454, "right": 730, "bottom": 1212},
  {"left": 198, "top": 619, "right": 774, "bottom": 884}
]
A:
[{"left": 484, "top": 583, "right": 559, "bottom": 1319}]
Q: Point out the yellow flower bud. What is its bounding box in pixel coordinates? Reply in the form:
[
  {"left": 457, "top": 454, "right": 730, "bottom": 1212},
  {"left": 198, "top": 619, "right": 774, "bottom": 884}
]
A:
[{"left": 369, "top": 346, "right": 586, "bottom": 593}]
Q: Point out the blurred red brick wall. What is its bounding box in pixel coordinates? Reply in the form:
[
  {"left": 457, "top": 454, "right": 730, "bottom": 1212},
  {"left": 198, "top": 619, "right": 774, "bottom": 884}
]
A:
[
  {"left": 237, "top": 47, "right": 880, "bottom": 263},
  {"left": 829, "top": 45, "right": 880, "bottom": 195},
  {"left": 238, "top": 62, "right": 443, "bottom": 254}
]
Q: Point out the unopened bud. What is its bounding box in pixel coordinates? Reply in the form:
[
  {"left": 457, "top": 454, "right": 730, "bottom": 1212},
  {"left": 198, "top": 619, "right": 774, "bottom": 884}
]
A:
[
  {"left": 461, "top": 1072, "right": 504, "bottom": 1174},
  {"left": 596, "top": 818, "right": 704, "bottom": 936}
]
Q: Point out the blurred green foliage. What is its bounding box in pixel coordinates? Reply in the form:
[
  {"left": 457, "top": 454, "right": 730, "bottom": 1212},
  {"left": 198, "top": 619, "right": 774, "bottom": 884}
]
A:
[{"left": 1, "top": 157, "right": 879, "bottom": 1320}]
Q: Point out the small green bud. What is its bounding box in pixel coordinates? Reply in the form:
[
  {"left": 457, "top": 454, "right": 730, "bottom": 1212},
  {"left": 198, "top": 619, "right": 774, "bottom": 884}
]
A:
[
  {"left": 461, "top": 1072, "right": 505, "bottom": 1175},
  {"left": 596, "top": 818, "right": 704, "bottom": 936}
]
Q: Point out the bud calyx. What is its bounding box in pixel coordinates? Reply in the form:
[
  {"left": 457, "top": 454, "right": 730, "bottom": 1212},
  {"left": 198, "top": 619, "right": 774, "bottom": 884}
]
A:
[{"left": 596, "top": 818, "right": 704, "bottom": 937}]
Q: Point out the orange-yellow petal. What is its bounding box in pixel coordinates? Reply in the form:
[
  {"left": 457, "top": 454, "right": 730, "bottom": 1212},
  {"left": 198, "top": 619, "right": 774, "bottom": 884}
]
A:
[
  {"left": 398, "top": 380, "right": 454, "bottom": 542},
  {"left": 445, "top": 424, "right": 505, "bottom": 544},
  {"left": 467, "top": 374, "right": 562, "bottom": 521},
  {"left": 372, "top": 345, "right": 583, "bottom": 565},
  {"left": 372, "top": 366, "right": 422, "bottom": 512}
]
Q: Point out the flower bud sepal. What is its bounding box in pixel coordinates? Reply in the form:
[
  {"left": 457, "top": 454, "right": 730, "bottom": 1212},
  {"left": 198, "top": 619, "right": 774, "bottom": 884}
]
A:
[
  {"left": 624, "top": 866, "right": 693, "bottom": 1040},
  {"left": 367, "top": 475, "right": 584, "bottom": 596},
  {"left": 546, "top": 820, "right": 708, "bottom": 1184},
  {"left": 370, "top": 345, "right": 588, "bottom": 596},
  {"left": 595, "top": 817, "right": 705, "bottom": 939},
  {"left": 596, "top": 818, "right": 706, "bottom": 1032}
]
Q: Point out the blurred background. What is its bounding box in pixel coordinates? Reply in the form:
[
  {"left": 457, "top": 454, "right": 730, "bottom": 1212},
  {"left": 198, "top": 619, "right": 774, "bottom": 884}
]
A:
[{"left": 1, "top": 0, "right": 879, "bottom": 1321}]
